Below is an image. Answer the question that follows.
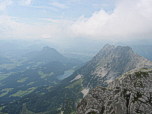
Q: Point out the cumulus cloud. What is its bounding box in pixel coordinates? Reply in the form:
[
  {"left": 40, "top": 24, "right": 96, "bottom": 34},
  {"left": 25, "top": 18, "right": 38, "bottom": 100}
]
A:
[
  {"left": 0, "top": 16, "right": 64, "bottom": 42},
  {"left": 0, "top": 0, "right": 12, "bottom": 11},
  {"left": 20, "top": 0, "right": 32, "bottom": 6},
  {"left": 69, "top": 0, "right": 152, "bottom": 41},
  {"left": 0, "top": 0, "right": 152, "bottom": 43},
  {"left": 0, "top": 16, "right": 38, "bottom": 39},
  {"left": 39, "top": 18, "right": 60, "bottom": 23},
  {"left": 42, "top": 34, "right": 52, "bottom": 39}
]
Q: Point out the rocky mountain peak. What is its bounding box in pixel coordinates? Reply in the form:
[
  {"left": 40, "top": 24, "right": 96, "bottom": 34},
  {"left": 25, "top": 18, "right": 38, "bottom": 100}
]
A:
[
  {"left": 116, "top": 45, "right": 132, "bottom": 51},
  {"left": 70, "top": 44, "right": 152, "bottom": 89},
  {"left": 28, "top": 46, "right": 66, "bottom": 64},
  {"left": 102, "top": 44, "right": 115, "bottom": 50},
  {"left": 42, "top": 46, "right": 56, "bottom": 52},
  {"left": 94, "top": 45, "right": 134, "bottom": 63},
  {"left": 76, "top": 68, "right": 152, "bottom": 114}
]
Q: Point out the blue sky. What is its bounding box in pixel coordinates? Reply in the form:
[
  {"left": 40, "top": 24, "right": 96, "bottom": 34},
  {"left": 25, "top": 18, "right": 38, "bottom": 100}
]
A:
[
  {"left": 0, "top": 0, "right": 152, "bottom": 43},
  {"left": 4, "top": 0, "right": 115, "bottom": 19}
]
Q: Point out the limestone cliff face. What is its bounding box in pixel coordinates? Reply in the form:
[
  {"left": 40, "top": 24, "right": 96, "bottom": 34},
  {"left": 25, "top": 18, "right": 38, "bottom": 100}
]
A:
[
  {"left": 76, "top": 68, "right": 152, "bottom": 114},
  {"left": 73, "top": 44, "right": 152, "bottom": 89}
]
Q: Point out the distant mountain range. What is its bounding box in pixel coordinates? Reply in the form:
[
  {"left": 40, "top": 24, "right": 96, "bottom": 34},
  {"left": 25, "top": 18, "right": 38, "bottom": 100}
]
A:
[
  {"left": 131, "top": 45, "right": 152, "bottom": 61},
  {"left": 2, "top": 44, "right": 152, "bottom": 114},
  {"left": 0, "top": 46, "right": 82, "bottom": 74},
  {"left": 27, "top": 46, "right": 67, "bottom": 64},
  {"left": 21, "top": 46, "right": 82, "bottom": 65},
  {"left": 0, "top": 47, "right": 83, "bottom": 107},
  {"left": 0, "top": 40, "right": 58, "bottom": 60}
]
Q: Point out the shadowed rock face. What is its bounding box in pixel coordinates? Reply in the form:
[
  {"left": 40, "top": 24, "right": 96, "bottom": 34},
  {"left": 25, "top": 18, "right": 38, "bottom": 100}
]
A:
[{"left": 76, "top": 68, "right": 152, "bottom": 114}]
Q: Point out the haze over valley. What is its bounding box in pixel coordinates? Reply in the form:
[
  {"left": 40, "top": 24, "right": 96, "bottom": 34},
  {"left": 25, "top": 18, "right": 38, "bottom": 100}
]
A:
[{"left": 0, "top": 0, "right": 152, "bottom": 114}]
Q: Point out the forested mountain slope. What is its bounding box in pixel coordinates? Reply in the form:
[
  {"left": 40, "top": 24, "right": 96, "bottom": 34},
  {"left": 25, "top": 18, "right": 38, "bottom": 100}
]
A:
[
  {"left": 0, "top": 61, "right": 74, "bottom": 106},
  {"left": 1, "top": 44, "right": 152, "bottom": 114}
]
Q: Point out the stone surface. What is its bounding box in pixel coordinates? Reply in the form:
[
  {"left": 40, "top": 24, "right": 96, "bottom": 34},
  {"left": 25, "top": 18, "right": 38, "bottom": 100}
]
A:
[
  {"left": 76, "top": 68, "right": 152, "bottom": 114},
  {"left": 71, "top": 44, "right": 152, "bottom": 89}
]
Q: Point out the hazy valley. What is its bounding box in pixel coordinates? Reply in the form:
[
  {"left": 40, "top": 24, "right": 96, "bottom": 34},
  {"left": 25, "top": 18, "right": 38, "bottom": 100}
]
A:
[{"left": 0, "top": 40, "right": 152, "bottom": 114}]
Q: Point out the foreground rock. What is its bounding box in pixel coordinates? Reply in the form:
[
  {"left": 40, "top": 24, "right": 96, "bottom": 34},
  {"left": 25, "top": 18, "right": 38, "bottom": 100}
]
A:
[{"left": 76, "top": 68, "right": 152, "bottom": 114}]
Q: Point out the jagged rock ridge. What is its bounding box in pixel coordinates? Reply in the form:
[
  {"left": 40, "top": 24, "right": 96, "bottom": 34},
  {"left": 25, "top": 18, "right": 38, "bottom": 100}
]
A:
[
  {"left": 76, "top": 68, "right": 152, "bottom": 114},
  {"left": 70, "top": 44, "right": 152, "bottom": 90}
]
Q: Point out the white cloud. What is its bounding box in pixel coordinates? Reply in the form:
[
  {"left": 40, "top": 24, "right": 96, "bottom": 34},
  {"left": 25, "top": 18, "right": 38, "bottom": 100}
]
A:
[
  {"left": 39, "top": 18, "right": 60, "bottom": 23},
  {"left": 69, "top": 0, "right": 152, "bottom": 41},
  {"left": 0, "top": 16, "right": 65, "bottom": 42},
  {"left": 0, "top": 16, "right": 38, "bottom": 39},
  {"left": 0, "top": 0, "right": 152, "bottom": 43},
  {"left": 0, "top": 0, "right": 12, "bottom": 11},
  {"left": 42, "top": 34, "right": 52, "bottom": 39},
  {"left": 20, "top": 0, "right": 32, "bottom": 6},
  {"left": 50, "top": 2, "right": 69, "bottom": 9}
]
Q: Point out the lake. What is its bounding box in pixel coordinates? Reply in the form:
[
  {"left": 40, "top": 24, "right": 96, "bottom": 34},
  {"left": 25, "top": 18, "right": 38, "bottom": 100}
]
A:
[{"left": 57, "top": 70, "right": 73, "bottom": 80}]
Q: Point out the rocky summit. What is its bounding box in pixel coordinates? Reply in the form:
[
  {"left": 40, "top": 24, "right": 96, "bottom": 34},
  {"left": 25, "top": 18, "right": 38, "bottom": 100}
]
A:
[
  {"left": 71, "top": 44, "right": 152, "bottom": 91},
  {"left": 76, "top": 68, "right": 152, "bottom": 114}
]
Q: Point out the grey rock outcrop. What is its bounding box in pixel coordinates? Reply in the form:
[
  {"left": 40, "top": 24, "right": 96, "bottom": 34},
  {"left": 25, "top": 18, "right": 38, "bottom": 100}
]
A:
[
  {"left": 78, "top": 44, "right": 152, "bottom": 89},
  {"left": 76, "top": 68, "right": 152, "bottom": 114}
]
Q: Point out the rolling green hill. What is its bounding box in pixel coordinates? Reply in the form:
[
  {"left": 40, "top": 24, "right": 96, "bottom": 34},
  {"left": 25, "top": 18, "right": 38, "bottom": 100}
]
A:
[
  {"left": 27, "top": 46, "right": 67, "bottom": 64},
  {"left": 0, "top": 61, "right": 78, "bottom": 107}
]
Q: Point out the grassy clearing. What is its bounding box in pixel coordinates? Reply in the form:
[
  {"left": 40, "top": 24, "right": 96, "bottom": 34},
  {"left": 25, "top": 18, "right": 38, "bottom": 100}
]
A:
[
  {"left": 0, "top": 61, "right": 23, "bottom": 70},
  {"left": 0, "top": 76, "right": 7, "bottom": 81},
  {"left": 36, "top": 62, "right": 43, "bottom": 66},
  {"left": 46, "top": 86, "right": 53, "bottom": 90},
  {"left": 50, "top": 72, "right": 54, "bottom": 75},
  {"left": 17, "top": 77, "right": 28, "bottom": 83},
  {"left": 32, "top": 62, "right": 43, "bottom": 68},
  {"left": 66, "top": 79, "right": 82, "bottom": 89},
  {"left": 26, "top": 66, "right": 30, "bottom": 69},
  {"left": 38, "top": 71, "right": 54, "bottom": 79},
  {"left": 10, "top": 87, "right": 37, "bottom": 97},
  {"left": 38, "top": 71, "right": 48, "bottom": 79},
  {"left": 53, "top": 81, "right": 57, "bottom": 84},
  {"left": 0, "top": 72, "right": 14, "bottom": 81},
  {"left": 27, "top": 82, "right": 34, "bottom": 85},
  {"left": 0, "top": 88, "right": 14, "bottom": 97}
]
